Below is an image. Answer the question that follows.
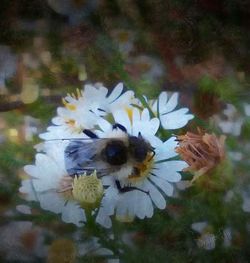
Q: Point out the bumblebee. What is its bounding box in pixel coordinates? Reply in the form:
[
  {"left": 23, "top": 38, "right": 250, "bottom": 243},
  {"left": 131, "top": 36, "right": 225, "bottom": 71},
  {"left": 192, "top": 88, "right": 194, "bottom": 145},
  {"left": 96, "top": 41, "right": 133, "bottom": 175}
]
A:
[{"left": 64, "top": 123, "right": 155, "bottom": 194}]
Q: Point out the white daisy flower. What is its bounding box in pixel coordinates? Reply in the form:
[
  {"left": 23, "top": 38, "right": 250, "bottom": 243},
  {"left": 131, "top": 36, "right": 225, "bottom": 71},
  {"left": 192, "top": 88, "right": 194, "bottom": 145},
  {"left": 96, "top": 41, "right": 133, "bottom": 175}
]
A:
[
  {"left": 149, "top": 91, "right": 194, "bottom": 130},
  {"left": 191, "top": 222, "right": 232, "bottom": 250},
  {"left": 213, "top": 103, "right": 244, "bottom": 136},
  {"left": 40, "top": 82, "right": 135, "bottom": 140},
  {"left": 191, "top": 222, "right": 216, "bottom": 250},
  {"left": 197, "top": 233, "right": 216, "bottom": 250},
  {"left": 94, "top": 108, "right": 187, "bottom": 221},
  {"left": 20, "top": 140, "right": 111, "bottom": 228},
  {"left": 21, "top": 85, "right": 193, "bottom": 228}
]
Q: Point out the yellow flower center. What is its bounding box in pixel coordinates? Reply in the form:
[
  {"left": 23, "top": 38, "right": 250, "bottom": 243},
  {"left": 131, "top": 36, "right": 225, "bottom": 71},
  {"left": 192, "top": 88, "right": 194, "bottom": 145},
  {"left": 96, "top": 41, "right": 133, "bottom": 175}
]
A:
[
  {"left": 72, "top": 172, "right": 103, "bottom": 209},
  {"left": 128, "top": 153, "right": 154, "bottom": 184},
  {"left": 62, "top": 89, "right": 83, "bottom": 111},
  {"left": 65, "top": 119, "right": 76, "bottom": 127},
  {"left": 125, "top": 107, "right": 133, "bottom": 122}
]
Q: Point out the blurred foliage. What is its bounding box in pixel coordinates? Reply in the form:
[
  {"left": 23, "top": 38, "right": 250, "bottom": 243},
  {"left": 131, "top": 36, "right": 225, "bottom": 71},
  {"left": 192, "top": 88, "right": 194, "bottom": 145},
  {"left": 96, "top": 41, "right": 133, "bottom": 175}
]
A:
[{"left": 0, "top": 0, "right": 250, "bottom": 262}]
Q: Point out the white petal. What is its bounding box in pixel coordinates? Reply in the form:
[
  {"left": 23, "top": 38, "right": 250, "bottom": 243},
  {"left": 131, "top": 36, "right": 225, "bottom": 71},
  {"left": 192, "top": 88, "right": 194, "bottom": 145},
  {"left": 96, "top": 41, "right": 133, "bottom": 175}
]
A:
[
  {"left": 150, "top": 175, "right": 174, "bottom": 196},
  {"left": 132, "top": 107, "right": 141, "bottom": 124},
  {"left": 116, "top": 195, "right": 129, "bottom": 216},
  {"left": 39, "top": 126, "right": 83, "bottom": 140},
  {"left": 148, "top": 118, "right": 160, "bottom": 135},
  {"left": 144, "top": 180, "right": 166, "bottom": 209},
  {"left": 124, "top": 191, "right": 153, "bottom": 219},
  {"left": 133, "top": 117, "right": 159, "bottom": 136},
  {"left": 97, "top": 118, "right": 112, "bottom": 132},
  {"left": 133, "top": 191, "right": 153, "bottom": 219},
  {"left": 101, "top": 186, "right": 119, "bottom": 215},
  {"left": 155, "top": 137, "right": 178, "bottom": 161},
  {"left": 107, "top": 83, "right": 123, "bottom": 103},
  {"left": 24, "top": 164, "right": 37, "bottom": 177},
  {"left": 26, "top": 154, "right": 64, "bottom": 191},
  {"left": 111, "top": 90, "right": 134, "bottom": 109},
  {"left": 101, "top": 175, "right": 114, "bottom": 186},
  {"left": 160, "top": 109, "right": 194, "bottom": 130},
  {"left": 19, "top": 179, "right": 37, "bottom": 201},
  {"left": 144, "top": 134, "right": 162, "bottom": 148},
  {"left": 52, "top": 116, "right": 65, "bottom": 125},
  {"left": 158, "top": 92, "right": 168, "bottom": 111},
  {"left": 143, "top": 195, "right": 154, "bottom": 218},
  {"left": 161, "top": 92, "right": 179, "bottom": 114},
  {"left": 96, "top": 207, "right": 112, "bottom": 228},
  {"left": 154, "top": 160, "right": 187, "bottom": 182},
  {"left": 85, "top": 84, "right": 108, "bottom": 99},
  {"left": 113, "top": 109, "right": 131, "bottom": 133},
  {"left": 38, "top": 191, "right": 65, "bottom": 213},
  {"left": 57, "top": 107, "right": 70, "bottom": 117},
  {"left": 141, "top": 108, "right": 150, "bottom": 121},
  {"left": 61, "top": 202, "right": 86, "bottom": 226},
  {"left": 125, "top": 192, "right": 137, "bottom": 216},
  {"left": 41, "top": 140, "right": 68, "bottom": 164}
]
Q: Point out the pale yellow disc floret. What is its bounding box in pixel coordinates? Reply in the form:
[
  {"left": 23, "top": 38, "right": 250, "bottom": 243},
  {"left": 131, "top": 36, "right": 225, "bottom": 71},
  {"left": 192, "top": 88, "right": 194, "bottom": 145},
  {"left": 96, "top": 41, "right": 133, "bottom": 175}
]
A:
[{"left": 72, "top": 171, "right": 104, "bottom": 208}]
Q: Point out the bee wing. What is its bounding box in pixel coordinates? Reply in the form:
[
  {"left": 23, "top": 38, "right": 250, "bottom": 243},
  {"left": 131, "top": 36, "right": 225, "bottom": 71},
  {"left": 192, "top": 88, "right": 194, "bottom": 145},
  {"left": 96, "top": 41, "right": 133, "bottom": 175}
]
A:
[{"left": 64, "top": 139, "right": 117, "bottom": 177}]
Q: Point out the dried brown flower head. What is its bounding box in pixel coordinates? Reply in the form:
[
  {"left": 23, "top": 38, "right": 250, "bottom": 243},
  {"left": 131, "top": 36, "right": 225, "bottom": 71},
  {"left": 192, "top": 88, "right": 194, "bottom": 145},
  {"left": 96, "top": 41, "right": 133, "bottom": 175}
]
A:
[{"left": 175, "top": 130, "right": 226, "bottom": 183}]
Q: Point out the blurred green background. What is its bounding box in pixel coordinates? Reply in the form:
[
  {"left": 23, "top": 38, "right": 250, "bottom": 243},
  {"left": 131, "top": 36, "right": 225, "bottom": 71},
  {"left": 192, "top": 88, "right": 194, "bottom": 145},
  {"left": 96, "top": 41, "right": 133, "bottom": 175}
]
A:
[{"left": 0, "top": 0, "right": 250, "bottom": 262}]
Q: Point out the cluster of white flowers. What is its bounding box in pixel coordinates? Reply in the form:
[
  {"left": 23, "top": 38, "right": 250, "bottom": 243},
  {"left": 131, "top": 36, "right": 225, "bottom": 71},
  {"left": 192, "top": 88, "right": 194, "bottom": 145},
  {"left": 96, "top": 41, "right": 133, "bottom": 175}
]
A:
[
  {"left": 191, "top": 222, "right": 232, "bottom": 250},
  {"left": 20, "top": 82, "right": 193, "bottom": 228}
]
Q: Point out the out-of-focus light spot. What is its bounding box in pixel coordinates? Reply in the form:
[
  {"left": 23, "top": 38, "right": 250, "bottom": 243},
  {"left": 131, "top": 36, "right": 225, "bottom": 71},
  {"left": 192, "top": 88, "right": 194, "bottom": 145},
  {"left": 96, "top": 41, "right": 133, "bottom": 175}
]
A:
[
  {"left": 23, "top": 116, "right": 39, "bottom": 141},
  {"left": 40, "top": 51, "right": 51, "bottom": 66},
  {"left": 9, "top": 128, "right": 18, "bottom": 137},
  {"left": 47, "top": 239, "right": 76, "bottom": 263},
  {"left": 50, "top": 64, "right": 60, "bottom": 74},
  {"left": 8, "top": 128, "right": 19, "bottom": 143},
  {"left": 22, "top": 53, "right": 39, "bottom": 69},
  {"left": 21, "top": 78, "right": 39, "bottom": 104},
  {"left": 78, "top": 64, "right": 87, "bottom": 81}
]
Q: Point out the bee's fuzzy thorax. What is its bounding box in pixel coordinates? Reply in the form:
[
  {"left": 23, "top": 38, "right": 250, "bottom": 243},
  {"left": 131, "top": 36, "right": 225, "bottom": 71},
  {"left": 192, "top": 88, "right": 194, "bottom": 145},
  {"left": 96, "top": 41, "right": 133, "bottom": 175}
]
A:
[{"left": 105, "top": 129, "right": 128, "bottom": 142}]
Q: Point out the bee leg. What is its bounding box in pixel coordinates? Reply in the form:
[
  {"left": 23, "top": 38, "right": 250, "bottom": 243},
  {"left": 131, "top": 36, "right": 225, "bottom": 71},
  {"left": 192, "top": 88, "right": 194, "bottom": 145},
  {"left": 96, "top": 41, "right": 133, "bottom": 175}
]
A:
[
  {"left": 148, "top": 148, "right": 155, "bottom": 161},
  {"left": 112, "top": 123, "right": 127, "bottom": 133},
  {"left": 82, "top": 129, "right": 99, "bottom": 138},
  {"left": 97, "top": 108, "right": 106, "bottom": 113},
  {"left": 115, "top": 180, "right": 149, "bottom": 195}
]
